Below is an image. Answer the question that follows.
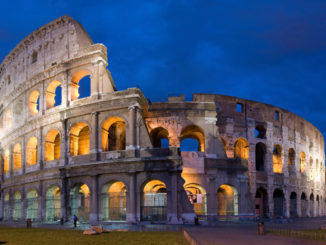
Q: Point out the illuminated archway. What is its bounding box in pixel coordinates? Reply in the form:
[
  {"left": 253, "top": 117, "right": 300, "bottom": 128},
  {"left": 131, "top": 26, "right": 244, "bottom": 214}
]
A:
[
  {"left": 45, "top": 130, "right": 60, "bottom": 161},
  {"left": 102, "top": 181, "right": 126, "bottom": 221},
  {"left": 141, "top": 179, "right": 167, "bottom": 221},
  {"left": 26, "top": 188, "right": 38, "bottom": 221},
  {"left": 180, "top": 125, "right": 205, "bottom": 152},
  {"left": 234, "top": 138, "right": 249, "bottom": 159},
  {"left": 4, "top": 193, "right": 9, "bottom": 220},
  {"left": 13, "top": 143, "right": 22, "bottom": 171},
  {"left": 300, "top": 152, "right": 306, "bottom": 173},
  {"left": 309, "top": 157, "right": 314, "bottom": 181},
  {"left": 46, "top": 185, "right": 61, "bottom": 221},
  {"left": 26, "top": 137, "right": 38, "bottom": 166},
  {"left": 184, "top": 183, "right": 207, "bottom": 216},
  {"left": 71, "top": 70, "right": 91, "bottom": 101},
  {"left": 70, "top": 183, "right": 90, "bottom": 222},
  {"left": 102, "top": 117, "right": 126, "bottom": 151},
  {"left": 70, "top": 123, "right": 90, "bottom": 156},
  {"left": 46, "top": 80, "right": 62, "bottom": 109},
  {"left": 217, "top": 185, "right": 238, "bottom": 216},
  {"left": 4, "top": 149, "right": 10, "bottom": 174},
  {"left": 273, "top": 145, "right": 283, "bottom": 173},
  {"left": 29, "top": 90, "right": 40, "bottom": 115},
  {"left": 150, "top": 127, "right": 169, "bottom": 148},
  {"left": 13, "top": 191, "right": 22, "bottom": 220},
  {"left": 5, "top": 109, "right": 12, "bottom": 129}
]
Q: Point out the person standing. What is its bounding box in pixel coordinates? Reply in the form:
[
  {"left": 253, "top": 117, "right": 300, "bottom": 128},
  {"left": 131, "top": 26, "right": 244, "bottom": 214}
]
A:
[{"left": 73, "top": 215, "right": 78, "bottom": 228}]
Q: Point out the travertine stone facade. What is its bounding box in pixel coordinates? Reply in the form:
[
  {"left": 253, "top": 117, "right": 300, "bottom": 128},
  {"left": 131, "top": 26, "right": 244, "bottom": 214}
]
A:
[{"left": 0, "top": 16, "right": 324, "bottom": 224}]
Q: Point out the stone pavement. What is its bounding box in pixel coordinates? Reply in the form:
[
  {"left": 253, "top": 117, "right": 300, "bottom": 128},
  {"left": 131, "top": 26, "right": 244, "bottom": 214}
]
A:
[{"left": 186, "top": 223, "right": 326, "bottom": 245}]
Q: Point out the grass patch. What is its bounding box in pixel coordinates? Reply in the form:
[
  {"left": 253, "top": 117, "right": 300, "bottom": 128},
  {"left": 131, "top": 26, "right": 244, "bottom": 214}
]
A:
[
  {"left": 268, "top": 229, "right": 326, "bottom": 241},
  {"left": 0, "top": 227, "right": 188, "bottom": 245}
]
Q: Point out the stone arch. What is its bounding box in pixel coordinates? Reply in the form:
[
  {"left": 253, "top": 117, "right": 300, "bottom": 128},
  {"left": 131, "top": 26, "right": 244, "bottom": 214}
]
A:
[
  {"left": 150, "top": 127, "right": 169, "bottom": 148},
  {"left": 180, "top": 125, "right": 205, "bottom": 152},
  {"left": 26, "top": 136, "right": 38, "bottom": 166},
  {"left": 70, "top": 183, "right": 90, "bottom": 222},
  {"left": 255, "top": 187, "right": 268, "bottom": 218},
  {"left": 45, "top": 129, "right": 61, "bottom": 161},
  {"left": 28, "top": 90, "right": 40, "bottom": 115},
  {"left": 256, "top": 143, "right": 266, "bottom": 171},
  {"left": 13, "top": 143, "right": 22, "bottom": 171},
  {"left": 316, "top": 195, "right": 320, "bottom": 216},
  {"left": 45, "top": 185, "right": 61, "bottom": 221},
  {"left": 288, "top": 148, "right": 295, "bottom": 165},
  {"left": 234, "top": 138, "right": 249, "bottom": 159},
  {"left": 101, "top": 116, "right": 126, "bottom": 151},
  {"left": 273, "top": 188, "right": 284, "bottom": 217},
  {"left": 184, "top": 183, "right": 207, "bottom": 216},
  {"left": 220, "top": 137, "right": 228, "bottom": 156},
  {"left": 4, "top": 149, "right": 10, "bottom": 174},
  {"left": 290, "top": 192, "right": 298, "bottom": 218},
  {"left": 71, "top": 70, "right": 92, "bottom": 101},
  {"left": 273, "top": 144, "right": 283, "bottom": 173},
  {"left": 301, "top": 192, "right": 308, "bottom": 217},
  {"left": 255, "top": 125, "right": 266, "bottom": 139},
  {"left": 300, "top": 152, "right": 306, "bottom": 173},
  {"left": 46, "top": 80, "right": 62, "bottom": 109},
  {"left": 70, "top": 122, "right": 90, "bottom": 156},
  {"left": 217, "top": 184, "right": 238, "bottom": 216},
  {"left": 309, "top": 157, "right": 314, "bottom": 180},
  {"left": 13, "top": 191, "right": 22, "bottom": 220},
  {"left": 26, "top": 188, "right": 38, "bottom": 221},
  {"left": 3, "top": 192, "right": 10, "bottom": 220},
  {"left": 141, "top": 179, "right": 167, "bottom": 221},
  {"left": 101, "top": 181, "right": 127, "bottom": 221},
  {"left": 310, "top": 193, "right": 314, "bottom": 217}
]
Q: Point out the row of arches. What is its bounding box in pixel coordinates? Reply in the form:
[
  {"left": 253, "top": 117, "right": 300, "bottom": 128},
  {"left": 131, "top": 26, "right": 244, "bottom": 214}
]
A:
[
  {"left": 255, "top": 188, "right": 323, "bottom": 218},
  {"left": 224, "top": 137, "right": 324, "bottom": 176},
  {"left": 1, "top": 70, "right": 91, "bottom": 130},
  {"left": 2, "top": 181, "right": 239, "bottom": 222}
]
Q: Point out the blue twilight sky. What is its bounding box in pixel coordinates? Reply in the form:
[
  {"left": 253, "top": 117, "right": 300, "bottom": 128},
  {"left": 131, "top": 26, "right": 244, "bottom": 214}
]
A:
[{"left": 1, "top": 0, "right": 326, "bottom": 140}]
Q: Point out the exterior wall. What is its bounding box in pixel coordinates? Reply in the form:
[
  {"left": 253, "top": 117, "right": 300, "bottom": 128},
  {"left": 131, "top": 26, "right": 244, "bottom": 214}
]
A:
[{"left": 0, "top": 16, "right": 325, "bottom": 225}]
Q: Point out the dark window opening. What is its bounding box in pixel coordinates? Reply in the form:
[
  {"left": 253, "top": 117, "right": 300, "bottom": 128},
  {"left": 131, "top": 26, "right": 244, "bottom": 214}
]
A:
[
  {"left": 32, "top": 51, "right": 38, "bottom": 64},
  {"left": 255, "top": 125, "right": 266, "bottom": 139},
  {"left": 255, "top": 143, "right": 265, "bottom": 171},
  {"left": 275, "top": 111, "right": 279, "bottom": 121}
]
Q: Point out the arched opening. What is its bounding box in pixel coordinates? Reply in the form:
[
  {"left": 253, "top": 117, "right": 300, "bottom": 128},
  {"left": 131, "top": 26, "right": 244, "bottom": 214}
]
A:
[
  {"left": 290, "top": 192, "right": 297, "bottom": 218},
  {"left": 46, "top": 185, "right": 61, "bottom": 222},
  {"left": 70, "top": 183, "right": 90, "bottom": 222},
  {"left": 217, "top": 185, "right": 238, "bottom": 216},
  {"left": 273, "top": 145, "right": 283, "bottom": 173},
  {"left": 26, "top": 189, "right": 38, "bottom": 221},
  {"left": 13, "top": 191, "right": 22, "bottom": 220},
  {"left": 150, "top": 127, "right": 169, "bottom": 148},
  {"left": 102, "top": 181, "right": 126, "bottom": 221},
  {"left": 45, "top": 130, "right": 60, "bottom": 161},
  {"left": 255, "top": 187, "right": 268, "bottom": 218},
  {"left": 310, "top": 193, "right": 314, "bottom": 217},
  {"left": 71, "top": 70, "right": 91, "bottom": 101},
  {"left": 255, "top": 125, "right": 266, "bottom": 139},
  {"left": 70, "top": 123, "right": 90, "bottom": 156},
  {"left": 4, "top": 193, "right": 9, "bottom": 220},
  {"left": 4, "top": 149, "right": 10, "bottom": 174},
  {"left": 316, "top": 195, "right": 320, "bottom": 216},
  {"left": 180, "top": 125, "right": 205, "bottom": 152},
  {"left": 301, "top": 193, "right": 308, "bottom": 217},
  {"left": 141, "top": 179, "right": 167, "bottom": 221},
  {"left": 300, "top": 152, "right": 306, "bottom": 173},
  {"left": 255, "top": 143, "right": 265, "bottom": 171},
  {"left": 184, "top": 183, "right": 207, "bottom": 216},
  {"left": 234, "top": 138, "right": 249, "bottom": 159},
  {"left": 26, "top": 137, "right": 38, "bottom": 166},
  {"left": 13, "top": 143, "right": 22, "bottom": 171},
  {"left": 5, "top": 109, "right": 12, "bottom": 129},
  {"left": 273, "top": 189, "right": 284, "bottom": 217},
  {"left": 221, "top": 137, "right": 227, "bottom": 155},
  {"left": 102, "top": 117, "right": 126, "bottom": 151},
  {"left": 288, "top": 148, "right": 295, "bottom": 165},
  {"left": 29, "top": 90, "right": 40, "bottom": 115},
  {"left": 46, "top": 80, "right": 62, "bottom": 109}
]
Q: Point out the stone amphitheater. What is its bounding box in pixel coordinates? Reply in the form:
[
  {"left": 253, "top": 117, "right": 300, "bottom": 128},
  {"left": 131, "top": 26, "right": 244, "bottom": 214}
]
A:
[{"left": 0, "top": 15, "right": 324, "bottom": 225}]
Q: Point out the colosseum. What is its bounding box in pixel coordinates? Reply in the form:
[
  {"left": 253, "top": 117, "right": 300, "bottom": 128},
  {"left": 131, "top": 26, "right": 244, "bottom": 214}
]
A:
[{"left": 0, "top": 15, "right": 325, "bottom": 225}]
